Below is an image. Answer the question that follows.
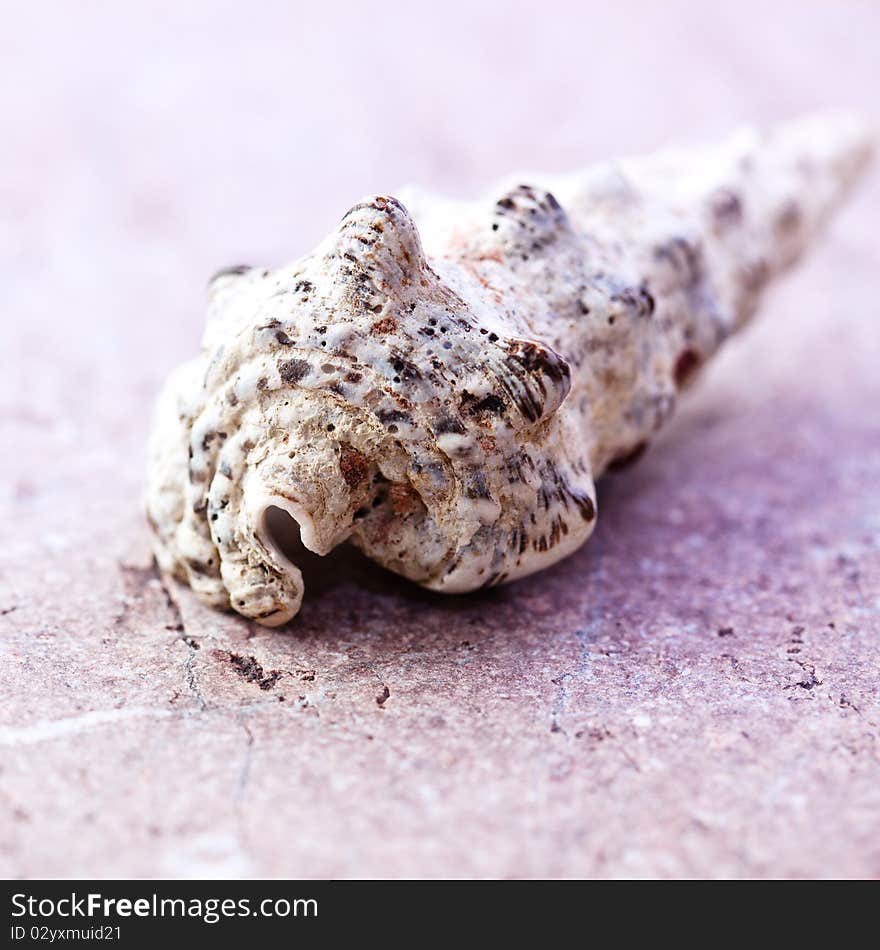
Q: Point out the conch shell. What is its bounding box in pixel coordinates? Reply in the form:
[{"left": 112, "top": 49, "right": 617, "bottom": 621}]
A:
[{"left": 147, "top": 114, "right": 872, "bottom": 626}]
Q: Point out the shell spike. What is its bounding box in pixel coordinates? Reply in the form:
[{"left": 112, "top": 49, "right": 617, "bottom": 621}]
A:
[{"left": 321, "top": 194, "right": 427, "bottom": 298}]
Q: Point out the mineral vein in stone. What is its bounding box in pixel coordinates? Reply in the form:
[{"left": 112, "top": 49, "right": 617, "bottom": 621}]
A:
[{"left": 147, "top": 114, "right": 873, "bottom": 625}]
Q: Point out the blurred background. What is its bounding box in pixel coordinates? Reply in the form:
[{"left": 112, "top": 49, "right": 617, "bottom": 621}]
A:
[
  {"left": 3, "top": 0, "right": 878, "bottom": 409},
  {"left": 1, "top": 1, "right": 879, "bottom": 878}
]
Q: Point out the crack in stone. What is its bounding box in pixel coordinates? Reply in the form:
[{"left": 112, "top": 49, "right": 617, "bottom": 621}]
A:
[
  {"left": 550, "top": 624, "right": 595, "bottom": 736},
  {"left": 183, "top": 648, "right": 208, "bottom": 711},
  {"left": 157, "top": 573, "right": 208, "bottom": 710},
  {"left": 112, "top": 562, "right": 153, "bottom": 629},
  {"left": 836, "top": 553, "right": 867, "bottom": 607},
  {"left": 782, "top": 623, "right": 831, "bottom": 701},
  {"left": 550, "top": 672, "right": 573, "bottom": 736},
  {"left": 235, "top": 715, "right": 255, "bottom": 805},
  {"left": 0, "top": 698, "right": 284, "bottom": 748}
]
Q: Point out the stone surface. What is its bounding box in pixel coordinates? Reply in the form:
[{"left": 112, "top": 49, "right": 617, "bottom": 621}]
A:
[{"left": 1, "top": 1, "right": 878, "bottom": 879}]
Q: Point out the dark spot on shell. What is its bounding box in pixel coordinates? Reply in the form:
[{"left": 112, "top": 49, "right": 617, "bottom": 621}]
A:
[
  {"left": 742, "top": 258, "right": 771, "bottom": 293},
  {"left": 209, "top": 264, "right": 251, "bottom": 284},
  {"left": 275, "top": 330, "right": 294, "bottom": 345},
  {"left": 573, "top": 493, "right": 596, "bottom": 522},
  {"left": 434, "top": 414, "right": 468, "bottom": 436},
  {"left": 338, "top": 443, "right": 369, "bottom": 489},
  {"left": 653, "top": 236, "right": 703, "bottom": 287},
  {"left": 389, "top": 355, "right": 422, "bottom": 382},
  {"left": 711, "top": 189, "right": 743, "bottom": 225},
  {"left": 278, "top": 358, "right": 312, "bottom": 384},
  {"left": 466, "top": 393, "right": 506, "bottom": 416},
  {"left": 371, "top": 316, "right": 397, "bottom": 335},
  {"left": 611, "top": 284, "right": 655, "bottom": 318},
  {"left": 674, "top": 348, "right": 701, "bottom": 387},
  {"left": 776, "top": 201, "right": 802, "bottom": 234},
  {"left": 185, "top": 556, "right": 219, "bottom": 577},
  {"left": 465, "top": 472, "right": 492, "bottom": 499},
  {"left": 377, "top": 408, "right": 411, "bottom": 426}
]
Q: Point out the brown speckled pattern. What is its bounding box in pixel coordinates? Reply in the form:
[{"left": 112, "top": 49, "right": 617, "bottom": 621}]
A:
[{"left": 148, "top": 116, "right": 872, "bottom": 626}]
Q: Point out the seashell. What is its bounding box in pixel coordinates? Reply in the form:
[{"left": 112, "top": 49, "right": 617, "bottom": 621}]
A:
[{"left": 147, "top": 113, "right": 873, "bottom": 625}]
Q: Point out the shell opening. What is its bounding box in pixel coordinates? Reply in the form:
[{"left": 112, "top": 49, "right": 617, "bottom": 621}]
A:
[{"left": 259, "top": 503, "right": 325, "bottom": 574}]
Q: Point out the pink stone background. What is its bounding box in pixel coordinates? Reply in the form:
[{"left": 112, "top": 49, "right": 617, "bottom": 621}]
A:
[{"left": 1, "top": 1, "right": 879, "bottom": 878}]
